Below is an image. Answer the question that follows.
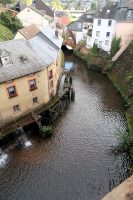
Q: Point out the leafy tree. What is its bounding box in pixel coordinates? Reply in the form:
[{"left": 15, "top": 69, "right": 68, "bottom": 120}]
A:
[
  {"left": 50, "top": 0, "right": 63, "bottom": 10},
  {"left": 0, "top": 11, "right": 23, "bottom": 33},
  {"left": 91, "top": 0, "right": 97, "bottom": 10},
  {"left": 110, "top": 36, "right": 121, "bottom": 58},
  {"left": 91, "top": 42, "right": 99, "bottom": 54}
]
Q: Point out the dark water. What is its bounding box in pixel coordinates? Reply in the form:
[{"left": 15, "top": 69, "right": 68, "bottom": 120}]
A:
[{"left": 0, "top": 54, "right": 131, "bottom": 200}]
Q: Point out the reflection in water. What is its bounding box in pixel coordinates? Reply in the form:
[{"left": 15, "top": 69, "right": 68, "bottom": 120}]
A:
[
  {"left": 0, "top": 148, "right": 8, "bottom": 168},
  {"left": 0, "top": 53, "right": 131, "bottom": 200}
]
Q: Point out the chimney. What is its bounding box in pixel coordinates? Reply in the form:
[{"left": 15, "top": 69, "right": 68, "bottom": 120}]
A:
[{"left": 55, "top": 30, "right": 58, "bottom": 38}]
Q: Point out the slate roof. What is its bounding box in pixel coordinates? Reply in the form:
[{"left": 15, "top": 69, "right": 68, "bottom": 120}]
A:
[
  {"left": 120, "top": 0, "right": 133, "bottom": 9},
  {"left": 0, "top": 31, "right": 62, "bottom": 83},
  {"left": 95, "top": 3, "right": 119, "bottom": 19},
  {"left": 78, "top": 11, "right": 95, "bottom": 23},
  {"left": 35, "top": 0, "right": 54, "bottom": 18},
  {"left": 95, "top": 2, "right": 133, "bottom": 21},
  {"left": 42, "top": 26, "right": 63, "bottom": 49},
  {"left": 17, "top": 24, "right": 40, "bottom": 39},
  {"left": 67, "top": 21, "right": 83, "bottom": 32}
]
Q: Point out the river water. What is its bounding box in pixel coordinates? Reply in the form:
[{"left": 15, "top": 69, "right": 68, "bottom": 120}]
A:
[{"left": 0, "top": 53, "right": 131, "bottom": 200}]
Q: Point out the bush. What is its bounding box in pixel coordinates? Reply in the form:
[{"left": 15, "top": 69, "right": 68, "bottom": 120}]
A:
[
  {"left": 0, "top": 11, "right": 23, "bottom": 33},
  {"left": 110, "top": 36, "right": 121, "bottom": 58}
]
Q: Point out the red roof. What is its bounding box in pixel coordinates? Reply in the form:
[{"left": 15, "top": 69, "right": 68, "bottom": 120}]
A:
[{"left": 58, "top": 16, "right": 69, "bottom": 26}]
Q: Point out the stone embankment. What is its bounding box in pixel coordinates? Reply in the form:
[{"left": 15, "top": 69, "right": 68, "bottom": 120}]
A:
[{"left": 102, "top": 176, "right": 133, "bottom": 200}]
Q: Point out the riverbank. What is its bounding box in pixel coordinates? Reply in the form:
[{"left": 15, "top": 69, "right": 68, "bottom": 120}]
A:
[
  {"left": 74, "top": 45, "right": 133, "bottom": 161},
  {"left": 102, "top": 176, "right": 133, "bottom": 200}
]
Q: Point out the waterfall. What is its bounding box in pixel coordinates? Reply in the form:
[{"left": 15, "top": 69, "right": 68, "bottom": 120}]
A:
[
  {"left": 0, "top": 148, "right": 8, "bottom": 167},
  {"left": 17, "top": 127, "right": 32, "bottom": 148}
]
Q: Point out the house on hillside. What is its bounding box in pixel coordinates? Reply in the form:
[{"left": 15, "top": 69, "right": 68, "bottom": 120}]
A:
[
  {"left": 67, "top": 11, "right": 94, "bottom": 44},
  {"left": 16, "top": 6, "right": 49, "bottom": 31},
  {"left": 86, "top": 1, "right": 133, "bottom": 52},
  {"left": 34, "top": 0, "right": 56, "bottom": 29},
  {"left": 0, "top": 33, "right": 63, "bottom": 127}
]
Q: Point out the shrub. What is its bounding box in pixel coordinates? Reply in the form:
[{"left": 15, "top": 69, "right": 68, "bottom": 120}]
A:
[
  {"left": 0, "top": 11, "right": 23, "bottom": 33},
  {"left": 110, "top": 36, "right": 121, "bottom": 58}
]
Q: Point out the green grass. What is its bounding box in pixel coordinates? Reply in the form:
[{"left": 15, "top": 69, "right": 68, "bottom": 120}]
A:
[{"left": 0, "top": 23, "right": 14, "bottom": 41}]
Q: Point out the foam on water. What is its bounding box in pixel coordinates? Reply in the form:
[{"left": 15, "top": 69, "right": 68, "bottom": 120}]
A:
[
  {"left": 25, "top": 141, "right": 32, "bottom": 147},
  {"left": 0, "top": 153, "right": 8, "bottom": 167}
]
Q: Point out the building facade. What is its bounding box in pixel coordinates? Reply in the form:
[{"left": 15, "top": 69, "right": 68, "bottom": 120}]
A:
[
  {"left": 0, "top": 33, "right": 63, "bottom": 128},
  {"left": 16, "top": 7, "right": 49, "bottom": 31},
  {"left": 86, "top": 2, "right": 133, "bottom": 52}
]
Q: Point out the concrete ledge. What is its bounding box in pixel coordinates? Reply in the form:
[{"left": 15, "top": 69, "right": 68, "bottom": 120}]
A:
[{"left": 102, "top": 176, "right": 133, "bottom": 200}]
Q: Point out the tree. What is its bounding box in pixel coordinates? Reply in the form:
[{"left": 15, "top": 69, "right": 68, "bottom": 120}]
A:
[
  {"left": 91, "top": 0, "right": 97, "bottom": 10},
  {"left": 50, "top": 0, "right": 63, "bottom": 10},
  {"left": 0, "top": 11, "right": 23, "bottom": 33},
  {"left": 110, "top": 36, "right": 121, "bottom": 58}
]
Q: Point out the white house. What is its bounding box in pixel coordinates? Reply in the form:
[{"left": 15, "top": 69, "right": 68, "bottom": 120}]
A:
[
  {"left": 17, "top": 6, "right": 49, "bottom": 31},
  {"left": 87, "top": 18, "right": 116, "bottom": 52},
  {"left": 67, "top": 11, "right": 94, "bottom": 44},
  {"left": 86, "top": 3, "right": 117, "bottom": 52},
  {"left": 87, "top": 1, "right": 133, "bottom": 52}
]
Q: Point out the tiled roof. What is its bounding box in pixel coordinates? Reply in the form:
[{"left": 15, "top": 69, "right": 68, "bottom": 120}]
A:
[{"left": 17, "top": 24, "right": 40, "bottom": 39}]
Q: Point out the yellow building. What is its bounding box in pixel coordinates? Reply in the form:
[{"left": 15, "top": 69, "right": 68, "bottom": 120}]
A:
[{"left": 0, "top": 31, "right": 63, "bottom": 133}]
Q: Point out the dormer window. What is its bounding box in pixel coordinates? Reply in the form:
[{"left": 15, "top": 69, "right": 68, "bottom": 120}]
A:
[
  {"left": 0, "top": 49, "right": 12, "bottom": 67},
  {"left": 2, "top": 56, "right": 12, "bottom": 66}
]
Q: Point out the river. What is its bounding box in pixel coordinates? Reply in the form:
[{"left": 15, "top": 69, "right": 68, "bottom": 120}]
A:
[{"left": 0, "top": 52, "right": 131, "bottom": 200}]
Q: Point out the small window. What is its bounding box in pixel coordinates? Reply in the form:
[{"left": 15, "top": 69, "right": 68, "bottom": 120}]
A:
[
  {"left": 106, "top": 32, "right": 110, "bottom": 37},
  {"left": 99, "top": 41, "right": 102, "bottom": 47},
  {"left": 78, "top": 23, "right": 82, "bottom": 29},
  {"left": 29, "top": 79, "right": 37, "bottom": 91},
  {"left": 96, "top": 31, "right": 100, "bottom": 37},
  {"left": 7, "top": 86, "right": 17, "bottom": 98},
  {"left": 97, "top": 20, "right": 101, "bottom": 26},
  {"left": 94, "top": 39, "right": 98, "bottom": 44},
  {"left": 50, "top": 80, "right": 54, "bottom": 89},
  {"left": 108, "top": 20, "right": 112, "bottom": 26},
  {"left": 33, "top": 97, "right": 38, "bottom": 103},
  {"left": 49, "top": 70, "right": 53, "bottom": 79},
  {"left": 105, "top": 40, "right": 109, "bottom": 45},
  {"left": 13, "top": 105, "right": 20, "bottom": 112}
]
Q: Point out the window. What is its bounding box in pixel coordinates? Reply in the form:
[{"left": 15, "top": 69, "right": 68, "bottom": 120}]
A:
[
  {"left": 33, "top": 97, "right": 38, "bottom": 103},
  {"left": 108, "top": 20, "right": 112, "bottom": 26},
  {"left": 7, "top": 86, "right": 17, "bottom": 98},
  {"left": 106, "top": 32, "right": 110, "bottom": 37},
  {"left": 87, "top": 15, "right": 91, "bottom": 18},
  {"left": 97, "top": 20, "right": 101, "bottom": 26},
  {"left": 13, "top": 105, "right": 20, "bottom": 112},
  {"left": 96, "top": 31, "right": 100, "bottom": 37},
  {"left": 99, "top": 41, "right": 102, "bottom": 47},
  {"left": 50, "top": 80, "right": 54, "bottom": 89},
  {"left": 49, "top": 70, "right": 53, "bottom": 79},
  {"left": 78, "top": 23, "right": 82, "bottom": 29},
  {"left": 105, "top": 40, "right": 109, "bottom": 45},
  {"left": 29, "top": 79, "right": 37, "bottom": 91},
  {"left": 94, "top": 39, "right": 98, "bottom": 44}
]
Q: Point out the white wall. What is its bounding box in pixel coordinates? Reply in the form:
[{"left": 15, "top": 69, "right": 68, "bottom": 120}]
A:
[
  {"left": 17, "top": 7, "right": 48, "bottom": 31},
  {"left": 87, "top": 18, "right": 116, "bottom": 52},
  {"left": 76, "top": 32, "right": 84, "bottom": 44}
]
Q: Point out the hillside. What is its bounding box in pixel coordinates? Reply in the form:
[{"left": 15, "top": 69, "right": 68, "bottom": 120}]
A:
[
  {"left": 0, "top": 23, "right": 14, "bottom": 41},
  {"left": 109, "top": 42, "right": 133, "bottom": 158}
]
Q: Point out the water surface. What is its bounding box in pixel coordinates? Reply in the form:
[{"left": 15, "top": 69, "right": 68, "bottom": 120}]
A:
[{"left": 0, "top": 54, "right": 131, "bottom": 200}]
